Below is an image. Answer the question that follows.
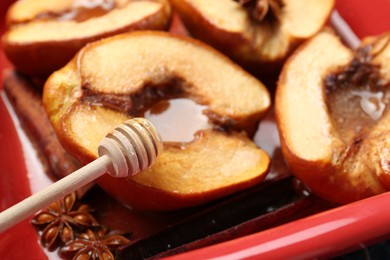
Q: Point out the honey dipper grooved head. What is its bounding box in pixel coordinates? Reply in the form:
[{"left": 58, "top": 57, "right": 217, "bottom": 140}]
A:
[{"left": 98, "top": 118, "right": 163, "bottom": 178}]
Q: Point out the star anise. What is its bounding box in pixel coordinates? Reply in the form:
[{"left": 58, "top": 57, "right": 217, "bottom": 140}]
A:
[
  {"left": 32, "top": 192, "right": 99, "bottom": 251},
  {"left": 235, "top": 0, "right": 284, "bottom": 23},
  {"left": 59, "top": 228, "right": 130, "bottom": 260}
]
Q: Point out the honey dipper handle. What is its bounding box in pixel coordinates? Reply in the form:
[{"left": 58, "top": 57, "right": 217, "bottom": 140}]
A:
[{"left": 0, "top": 155, "right": 111, "bottom": 233}]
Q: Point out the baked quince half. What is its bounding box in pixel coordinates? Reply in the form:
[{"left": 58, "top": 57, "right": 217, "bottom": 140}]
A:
[
  {"left": 43, "top": 31, "right": 271, "bottom": 211},
  {"left": 276, "top": 30, "right": 390, "bottom": 204},
  {"left": 2, "top": 0, "right": 171, "bottom": 77},
  {"left": 171, "top": 0, "right": 334, "bottom": 76}
]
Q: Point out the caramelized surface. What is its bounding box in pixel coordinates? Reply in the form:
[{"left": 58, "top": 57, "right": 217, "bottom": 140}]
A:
[
  {"left": 325, "top": 34, "right": 390, "bottom": 145},
  {"left": 43, "top": 31, "right": 271, "bottom": 210},
  {"left": 78, "top": 32, "right": 270, "bottom": 123},
  {"left": 327, "top": 85, "right": 390, "bottom": 145}
]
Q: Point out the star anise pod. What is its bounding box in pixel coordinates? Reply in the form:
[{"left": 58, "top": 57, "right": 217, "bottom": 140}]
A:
[
  {"left": 59, "top": 228, "right": 130, "bottom": 260},
  {"left": 235, "top": 0, "right": 284, "bottom": 23},
  {"left": 32, "top": 192, "right": 99, "bottom": 251}
]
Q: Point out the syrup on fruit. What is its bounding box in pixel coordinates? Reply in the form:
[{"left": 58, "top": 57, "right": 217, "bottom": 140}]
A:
[
  {"left": 325, "top": 36, "right": 390, "bottom": 144},
  {"left": 36, "top": 0, "right": 116, "bottom": 23},
  {"left": 143, "top": 98, "right": 212, "bottom": 143}
]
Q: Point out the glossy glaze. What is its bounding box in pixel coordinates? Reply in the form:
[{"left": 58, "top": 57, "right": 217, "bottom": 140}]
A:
[{"left": 143, "top": 98, "right": 211, "bottom": 143}]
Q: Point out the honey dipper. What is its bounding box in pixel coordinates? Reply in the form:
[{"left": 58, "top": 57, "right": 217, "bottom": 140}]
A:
[{"left": 0, "top": 118, "right": 163, "bottom": 233}]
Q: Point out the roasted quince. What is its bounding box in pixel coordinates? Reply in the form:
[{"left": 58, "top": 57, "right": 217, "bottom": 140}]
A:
[
  {"left": 171, "top": 0, "right": 334, "bottom": 76},
  {"left": 43, "top": 31, "right": 271, "bottom": 211},
  {"left": 2, "top": 0, "right": 172, "bottom": 77},
  {"left": 276, "top": 30, "right": 390, "bottom": 204}
]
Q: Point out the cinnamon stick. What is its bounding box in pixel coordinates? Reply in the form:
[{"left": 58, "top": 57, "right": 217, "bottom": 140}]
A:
[{"left": 3, "top": 70, "right": 93, "bottom": 196}]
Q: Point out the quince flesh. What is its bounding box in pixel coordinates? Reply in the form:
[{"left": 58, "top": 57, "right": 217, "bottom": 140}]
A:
[
  {"left": 2, "top": 0, "right": 171, "bottom": 77},
  {"left": 276, "top": 30, "right": 390, "bottom": 204},
  {"left": 171, "top": 0, "right": 334, "bottom": 76},
  {"left": 43, "top": 31, "right": 271, "bottom": 211}
]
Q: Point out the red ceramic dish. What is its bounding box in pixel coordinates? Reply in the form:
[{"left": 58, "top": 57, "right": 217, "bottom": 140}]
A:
[
  {"left": 0, "top": 0, "right": 48, "bottom": 258},
  {"left": 0, "top": 0, "right": 389, "bottom": 259}
]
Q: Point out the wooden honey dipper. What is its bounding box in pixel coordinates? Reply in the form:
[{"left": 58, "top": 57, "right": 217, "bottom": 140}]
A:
[{"left": 0, "top": 118, "right": 163, "bottom": 233}]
